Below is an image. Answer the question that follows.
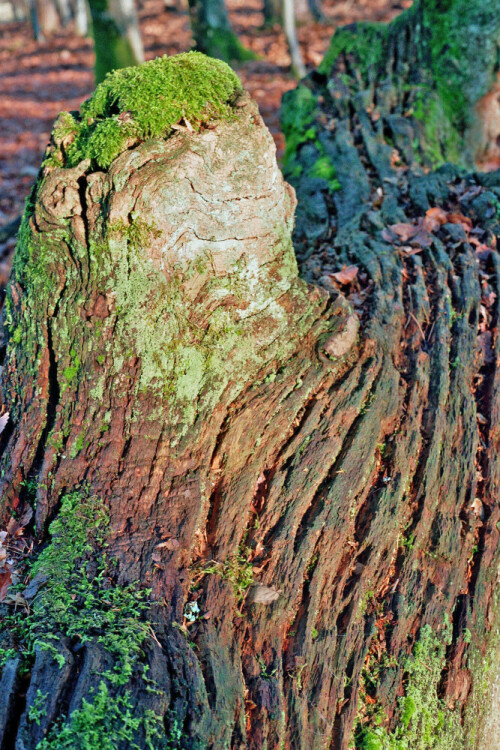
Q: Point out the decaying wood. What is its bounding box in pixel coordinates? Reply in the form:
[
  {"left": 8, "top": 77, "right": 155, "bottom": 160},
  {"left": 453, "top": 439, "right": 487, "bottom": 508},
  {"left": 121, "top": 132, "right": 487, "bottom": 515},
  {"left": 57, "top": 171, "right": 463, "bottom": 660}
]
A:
[{"left": 0, "top": 12, "right": 499, "bottom": 747}]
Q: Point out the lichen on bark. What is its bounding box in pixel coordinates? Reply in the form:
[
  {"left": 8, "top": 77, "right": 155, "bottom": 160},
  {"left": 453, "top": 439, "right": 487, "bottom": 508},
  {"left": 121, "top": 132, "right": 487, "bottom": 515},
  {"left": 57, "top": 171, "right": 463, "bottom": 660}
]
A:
[{"left": 0, "top": 52, "right": 353, "bottom": 749}]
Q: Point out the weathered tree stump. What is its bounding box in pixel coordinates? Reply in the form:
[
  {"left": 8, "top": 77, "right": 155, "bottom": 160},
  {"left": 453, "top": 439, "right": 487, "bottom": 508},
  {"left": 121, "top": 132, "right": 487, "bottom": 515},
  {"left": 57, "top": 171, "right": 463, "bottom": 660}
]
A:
[{"left": 0, "top": 10, "right": 499, "bottom": 747}]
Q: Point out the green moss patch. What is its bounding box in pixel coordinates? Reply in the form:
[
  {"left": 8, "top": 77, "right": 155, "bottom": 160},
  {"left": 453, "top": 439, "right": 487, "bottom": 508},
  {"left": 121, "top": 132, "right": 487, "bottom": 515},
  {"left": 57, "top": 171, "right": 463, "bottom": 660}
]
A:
[
  {"left": 54, "top": 52, "right": 243, "bottom": 169},
  {"left": 318, "top": 22, "right": 386, "bottom": 77},
  {"left": 352, "top": 620, "right": 464, "bottom": 749},
  {"left": 0, "top": 492, "right": 164, "bottom": 746}
]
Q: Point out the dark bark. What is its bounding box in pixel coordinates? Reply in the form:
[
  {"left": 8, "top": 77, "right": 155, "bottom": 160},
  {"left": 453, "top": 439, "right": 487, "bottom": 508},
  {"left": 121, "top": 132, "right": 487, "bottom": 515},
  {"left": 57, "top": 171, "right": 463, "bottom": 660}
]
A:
[
  {"left": 0, "top": 4, "right": 500, "bottom": 749},
  {"left": 262, "top": 0, "right": 281, "bottom": 26}
]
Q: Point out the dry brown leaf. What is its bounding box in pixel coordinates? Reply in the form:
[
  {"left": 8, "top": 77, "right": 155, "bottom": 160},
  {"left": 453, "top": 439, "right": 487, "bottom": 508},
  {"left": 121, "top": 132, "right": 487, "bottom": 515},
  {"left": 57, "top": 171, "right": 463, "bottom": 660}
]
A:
[
  {"left": 246, "top": 584, "right": 281, "bottom": 605},
  {"left": 423, "top": 207, "right": 448, "bottom": 232},
  {"left": 447, "top": 213, "right": 473, "bottom": 231},
  {"left": 410, "top": 229, "right": 434, "bottom": 247},
  {"left": 400, "top": 246, "right": 423, "bottom": 256},
  {"left": 0, "top": 568, "right": 12, "bottom": 602},
  {"left": 329, "top": 265, "right": 359, "bottom": 285},
  {"left": 389, "top": 222, "right": 418, "bottom": 242}
]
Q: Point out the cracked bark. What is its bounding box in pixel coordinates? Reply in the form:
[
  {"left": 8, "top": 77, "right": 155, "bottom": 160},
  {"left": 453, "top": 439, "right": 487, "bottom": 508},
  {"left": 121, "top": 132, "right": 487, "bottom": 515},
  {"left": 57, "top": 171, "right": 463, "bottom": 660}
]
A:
[{"left": 0, "top": 8, "right": 499, "bottom": 747}]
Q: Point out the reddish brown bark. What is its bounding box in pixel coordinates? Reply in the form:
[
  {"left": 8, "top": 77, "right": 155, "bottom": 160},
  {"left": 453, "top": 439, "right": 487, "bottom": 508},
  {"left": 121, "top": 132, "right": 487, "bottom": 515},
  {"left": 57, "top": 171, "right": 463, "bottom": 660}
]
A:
[{"left": 0, "top": 7, "right": 499, "bottom": 747}]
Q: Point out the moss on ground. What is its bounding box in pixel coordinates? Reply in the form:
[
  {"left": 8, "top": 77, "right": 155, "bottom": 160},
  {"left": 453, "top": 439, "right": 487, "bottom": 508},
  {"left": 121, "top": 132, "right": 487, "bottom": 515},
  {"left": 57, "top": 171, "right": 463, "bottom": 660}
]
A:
[{"left": 48, "top": 52, "right": 243, "bottom": 169}]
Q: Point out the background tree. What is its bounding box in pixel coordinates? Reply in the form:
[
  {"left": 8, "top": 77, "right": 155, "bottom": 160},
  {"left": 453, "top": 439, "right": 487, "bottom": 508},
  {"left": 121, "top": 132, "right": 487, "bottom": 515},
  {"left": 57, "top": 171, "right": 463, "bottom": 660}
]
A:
[
  {"left": 188, "top": 0, "right": 256, "bottom": 62},
  {"left": 87, "top": 0, "right": 144, "bottom": 83},
  {"left": 0, "top": 3, "right": 499, "bottom": 750},
  {"left": 282, "top": 0, "right": 305, "bottom": 77}
]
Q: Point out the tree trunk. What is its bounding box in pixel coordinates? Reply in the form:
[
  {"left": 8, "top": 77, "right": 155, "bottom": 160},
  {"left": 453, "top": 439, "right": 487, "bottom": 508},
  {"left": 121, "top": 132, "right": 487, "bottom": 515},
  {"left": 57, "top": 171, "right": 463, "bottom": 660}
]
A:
[
  {"left": 262, "top": 0, "right": 281, "bottom": 27},
  {"left": 0, "top": 6, "right": 499, "bottom": 750},
  {"left": 54, "top": 0, "right": 72, "bottom": 26},
  {"left": 188, "top": 0, "right": 256, "bottom": 62},
  {"left": 34, "top": 0, "right": 60, "bottom": 37},
  {"left": 87, "top": 0, "right": 144, "bottom": 84},
  {"left": 74, "top": 0, "right": 89, "bottom": 35},
  {"left": 282, "top": 0, "right": 306, "bottom": 79}
]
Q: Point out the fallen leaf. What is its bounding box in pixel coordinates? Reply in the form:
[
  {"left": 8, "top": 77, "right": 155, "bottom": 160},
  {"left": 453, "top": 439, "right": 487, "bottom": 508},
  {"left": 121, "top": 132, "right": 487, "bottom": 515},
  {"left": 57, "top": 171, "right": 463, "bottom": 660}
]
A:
[
  {"left": 0, "top": 412, "right": 9, "bottom": 435},
  {"left": 410, "top": 229, "right": 434, "bottom": 247},
  {"left": 381, "top": 227, "right": 396, "bottom": 243},
  {"left": 447, "top": 213, "right": 473, "bottom": 231},
  {"left": 389, "top": 222, "right": 418, "bottom": 242},
  {"left": 4, "top": 591, "right": 28, "bottom": 609},
  {"left": 246, "top": 584, "right": 281, "bottom": 605},
  {"left": 0, "top": 568, "right": 12, "bottom": 602},
  {"left": 400, "top": 245, "right": 423, "bottom": 256},
  {"left": 423, "top": 207, "right": 448, "bottom": 232},
  {"left": 328, "top": 265, "right": 359, "bottom": 285},
  {"left": 478, "top": 332, "right": 495, "bottom": 364}
]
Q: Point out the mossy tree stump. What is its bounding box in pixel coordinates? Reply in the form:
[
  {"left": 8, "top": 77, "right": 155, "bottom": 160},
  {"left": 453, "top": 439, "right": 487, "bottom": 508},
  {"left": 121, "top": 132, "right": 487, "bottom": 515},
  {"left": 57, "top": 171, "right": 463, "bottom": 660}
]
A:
[{"left": 0, "top": 23, "right": 499, "bottom": 750}]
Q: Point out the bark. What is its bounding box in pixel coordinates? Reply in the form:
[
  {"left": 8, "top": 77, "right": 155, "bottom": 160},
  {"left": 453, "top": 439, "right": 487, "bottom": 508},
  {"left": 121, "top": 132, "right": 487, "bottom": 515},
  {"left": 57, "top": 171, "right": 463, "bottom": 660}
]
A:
[
  {"left": 87, "top": 0, "right": 144, "bottom": 84},
  {"left": 262, "top": 0, "right": 281, "bottom": 27},
  {"left": 0, "top": 5, "right": 499, "bottom": 749},
  {"left": 34, "top": 0, "right": 60, "bottom": 37},
  {"left": 188, "top": 0, "right": 256, "bottom": 62},
  {"left": 74, "top": 0, "right": 88, "bottom": 35},
  {"left": 282, "top": 0, "right": 306, "bottom": 79},
  {"left": 54, "top": 0, "right": 72, "bottom": 26}
]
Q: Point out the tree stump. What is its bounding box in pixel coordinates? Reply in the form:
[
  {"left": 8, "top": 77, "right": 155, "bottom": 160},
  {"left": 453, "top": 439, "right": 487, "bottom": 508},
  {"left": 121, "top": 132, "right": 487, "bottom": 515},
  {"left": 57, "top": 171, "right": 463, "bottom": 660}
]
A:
[{"left": 0, "top": 28, "right": 499, "bottom": 750}]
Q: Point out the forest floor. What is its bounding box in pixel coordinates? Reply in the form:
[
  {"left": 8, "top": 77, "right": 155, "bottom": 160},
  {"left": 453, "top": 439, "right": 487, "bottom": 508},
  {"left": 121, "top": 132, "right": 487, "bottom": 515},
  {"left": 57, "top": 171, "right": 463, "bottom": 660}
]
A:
[{"left": 0, "top": 0, "right": 410, "bottom": 264}]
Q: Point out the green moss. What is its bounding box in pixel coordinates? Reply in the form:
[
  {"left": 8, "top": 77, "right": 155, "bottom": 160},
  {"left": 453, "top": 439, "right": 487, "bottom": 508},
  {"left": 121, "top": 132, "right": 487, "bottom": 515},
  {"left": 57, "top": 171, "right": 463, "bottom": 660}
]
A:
[
  {"left": 108, "top": 217, "right": 161, "bottom": 251},
  {"left": 318, "top": 22, "right": 386, "bottom": 76},
  {"left": 412, "top": 94, "right": 462, "bottom": 168},
  {"left": 0, "top": 492, "right": 164, "bottom": 744},
  {"left": 422, "top": 0, "right": 500, "bottom": 136},
  {"left": 353, "top": 620, "right": 464, "bottom": 749},
  {"left": 309, "top": 156, "right": 341, "bottom": 192},
  {"left": 62, "top": 52, "right": 242, "bottom": 169},
  {"left": 281, "top": 86, "right": 318, "bottom": 167},
  {"left": 464, "top": 593, "right": 500, "bottom": 746},
  {"left": 88, "top": 0, "right": 141, "bottom": 84},
  {"left": 202, "top": 546, "right": 254, "bottom": 602},
  {"left": 36, "top": 682, "right": 162, "bottom": 750},
  {"left": 69, "top": 432, "right": 85, "bottom": 458},
  {"left": 29, "top": 689, "right": 48, "bottom": 726},
  {"left": 281, "top": 86, "right": 341, "bottom": 194}
]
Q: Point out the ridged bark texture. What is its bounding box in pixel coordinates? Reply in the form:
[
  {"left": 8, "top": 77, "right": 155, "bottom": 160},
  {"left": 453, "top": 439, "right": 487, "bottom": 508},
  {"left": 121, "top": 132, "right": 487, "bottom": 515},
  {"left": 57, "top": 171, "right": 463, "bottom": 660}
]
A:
[{"left": 0, "top": 10, "right": 499, "bottom": 747}]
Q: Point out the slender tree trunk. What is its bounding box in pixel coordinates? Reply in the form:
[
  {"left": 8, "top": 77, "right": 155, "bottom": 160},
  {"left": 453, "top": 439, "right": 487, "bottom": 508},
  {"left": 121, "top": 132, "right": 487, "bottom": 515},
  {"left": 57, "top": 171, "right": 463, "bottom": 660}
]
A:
[
  {"left": 34, "top": 0, "right": 60, "bottom": 36},
  {"left": 262, "top": 0, "right": 281, "bottom": 26},
  {"left": 282, "top": 0, "right": 306, "bottom": 78},
  {"left": 188, "top": 0, "right": 256, "bottom": 62},
  {"left": 54, "top": 0, "right": 72, "bottom": 25},
  {"left": 87, "top": 0, "right": 144, "bottom": 84},
  {"left": 28, "top": 0, "right": 42, "bottom": 39},
  {"left": 0, "top": 3, "right": 499, "bottom": 749},
  {"left": 74, "top": 0, "right": 88, "bottom": 35}
]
